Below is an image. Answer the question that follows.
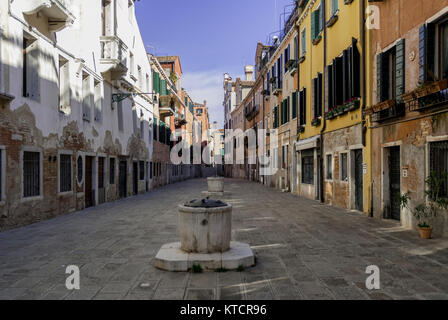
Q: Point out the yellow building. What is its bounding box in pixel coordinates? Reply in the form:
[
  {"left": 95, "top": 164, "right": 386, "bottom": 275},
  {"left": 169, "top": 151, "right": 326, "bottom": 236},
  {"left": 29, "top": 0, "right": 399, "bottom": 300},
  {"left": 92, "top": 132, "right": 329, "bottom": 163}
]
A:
[{"left": 294, "top": 0, "right": 371, "bottom": 214}]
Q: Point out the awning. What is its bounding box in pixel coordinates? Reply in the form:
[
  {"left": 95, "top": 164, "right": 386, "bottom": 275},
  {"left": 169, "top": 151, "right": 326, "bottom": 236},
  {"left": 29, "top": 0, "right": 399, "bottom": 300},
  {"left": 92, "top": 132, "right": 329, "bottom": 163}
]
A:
[{"left": 295, "top": 135, "right": 320, "bottom": 151}]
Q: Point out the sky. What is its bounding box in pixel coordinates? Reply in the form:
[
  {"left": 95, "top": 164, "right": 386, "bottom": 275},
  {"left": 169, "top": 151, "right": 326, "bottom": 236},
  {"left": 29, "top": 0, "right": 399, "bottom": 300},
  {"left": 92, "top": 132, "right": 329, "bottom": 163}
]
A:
[{"left": 135, "top": 0, "right": 295, "bottom": 128}]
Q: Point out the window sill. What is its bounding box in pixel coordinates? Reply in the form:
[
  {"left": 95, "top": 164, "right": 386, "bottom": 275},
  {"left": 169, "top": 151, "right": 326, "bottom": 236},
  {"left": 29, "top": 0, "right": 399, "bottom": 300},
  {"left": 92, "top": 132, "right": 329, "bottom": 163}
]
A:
[
  {"left": 21, "top": 195, "right": 43, "bottom": 203},
  {"left": 298, "top": 55, "right": 306, "bottom": 64},
  {"left": 58, "top": 191, "right": 74, "bottom": 196},
  {"left": 327, "top": 13, "right": 339, "bottom": 28}
]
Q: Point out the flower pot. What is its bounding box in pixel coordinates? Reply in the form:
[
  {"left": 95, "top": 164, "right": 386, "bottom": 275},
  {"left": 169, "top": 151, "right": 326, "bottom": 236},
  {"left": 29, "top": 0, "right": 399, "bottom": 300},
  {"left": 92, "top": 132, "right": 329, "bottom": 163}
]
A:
[{"left": 418, "top": 227, "right": 433, "bottom": 239}]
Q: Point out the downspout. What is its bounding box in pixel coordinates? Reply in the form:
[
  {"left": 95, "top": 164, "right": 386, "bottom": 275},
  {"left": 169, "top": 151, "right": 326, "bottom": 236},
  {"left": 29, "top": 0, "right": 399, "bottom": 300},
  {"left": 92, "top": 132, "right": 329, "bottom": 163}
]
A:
[
  {"left": 319, "top": 0, "right": 327, "bottom": 203},
  {"left": 360, "top": 0, "right": 372, "bottom": 217}
]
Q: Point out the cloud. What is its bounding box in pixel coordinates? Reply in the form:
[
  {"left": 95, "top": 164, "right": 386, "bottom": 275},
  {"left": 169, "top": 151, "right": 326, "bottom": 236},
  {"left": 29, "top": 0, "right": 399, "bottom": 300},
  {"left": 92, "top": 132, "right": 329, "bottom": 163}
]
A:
[{"left": 182, "top": 70, "right": 224, "bottom": 128}]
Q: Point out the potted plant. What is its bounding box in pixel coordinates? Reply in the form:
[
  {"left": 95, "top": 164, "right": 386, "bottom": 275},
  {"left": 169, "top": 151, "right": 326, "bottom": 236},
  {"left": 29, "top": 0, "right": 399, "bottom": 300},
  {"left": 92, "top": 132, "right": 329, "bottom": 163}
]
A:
[{"left": 399, "top": 171, "right": 448, "bottom": 239}]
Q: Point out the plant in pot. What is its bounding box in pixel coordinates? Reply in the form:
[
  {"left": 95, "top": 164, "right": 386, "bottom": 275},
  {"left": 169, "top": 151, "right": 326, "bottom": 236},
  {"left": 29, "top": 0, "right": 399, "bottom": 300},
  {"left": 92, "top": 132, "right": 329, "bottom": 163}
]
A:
[{"left": 399, "top": 171, "right": 448, "bottom": 239}]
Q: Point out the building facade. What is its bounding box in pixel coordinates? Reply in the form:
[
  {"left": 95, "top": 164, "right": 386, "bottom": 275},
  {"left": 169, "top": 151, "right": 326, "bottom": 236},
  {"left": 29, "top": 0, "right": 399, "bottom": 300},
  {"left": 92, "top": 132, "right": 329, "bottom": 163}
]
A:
[
  {"left": 0, "top": 0, "right": 154, "bottom": 230},
  {"left": 366, "top": 0, "right": 448, "bottom": 237}
]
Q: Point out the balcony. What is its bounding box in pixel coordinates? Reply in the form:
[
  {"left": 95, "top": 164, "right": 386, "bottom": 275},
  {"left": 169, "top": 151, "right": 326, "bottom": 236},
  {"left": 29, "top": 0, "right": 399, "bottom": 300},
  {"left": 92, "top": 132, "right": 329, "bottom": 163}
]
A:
[
  {"left": 22, "top": 0, "right": 75, "bottom": 31},
  {"left": 245, "top": 105, "right": 260, "bottom": 121},
  {"left": 272, "top": 82, "right": 282, "bottom": 96},
  {"left": 286, "top": 59, "right": 298, "bottom": 75},
  {"left": 99, "top": 36, "right": 128, "bottom": 80},
  {"left": 159, "top": 96, "right": 175, "bottom": 117}
]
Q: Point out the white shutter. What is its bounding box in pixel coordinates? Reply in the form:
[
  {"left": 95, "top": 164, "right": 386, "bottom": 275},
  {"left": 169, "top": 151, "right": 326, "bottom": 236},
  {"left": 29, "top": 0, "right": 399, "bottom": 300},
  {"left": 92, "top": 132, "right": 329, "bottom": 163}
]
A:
[{"left": 27, "top": 41, "right": 40, "bottom": 101}]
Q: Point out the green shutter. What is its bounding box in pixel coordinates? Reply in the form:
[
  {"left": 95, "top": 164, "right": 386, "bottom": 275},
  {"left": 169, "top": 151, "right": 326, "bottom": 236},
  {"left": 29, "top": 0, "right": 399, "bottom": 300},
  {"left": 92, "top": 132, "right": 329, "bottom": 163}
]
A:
[
  {"left": 377, "top": 53, "right": 383, "bottom": 103},
  {"left": 287, "top": 96, "right": 290, "bottom": 122},
  {"left": 292, "top": 91, "right": 297, "bottom": 119},
  {"left": 311, "top": 10, "right": 316, "bottom": 41},
  {"left": 395, "top": 39, "right": 405, "bottom": 101}
]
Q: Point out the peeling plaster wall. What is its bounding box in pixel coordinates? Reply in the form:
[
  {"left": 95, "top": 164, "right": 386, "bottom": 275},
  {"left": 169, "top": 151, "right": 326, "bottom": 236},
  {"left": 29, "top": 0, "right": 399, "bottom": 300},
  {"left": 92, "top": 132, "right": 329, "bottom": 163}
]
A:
[{"left": 0, "top": 0, "right": 154, "bottom": 230}]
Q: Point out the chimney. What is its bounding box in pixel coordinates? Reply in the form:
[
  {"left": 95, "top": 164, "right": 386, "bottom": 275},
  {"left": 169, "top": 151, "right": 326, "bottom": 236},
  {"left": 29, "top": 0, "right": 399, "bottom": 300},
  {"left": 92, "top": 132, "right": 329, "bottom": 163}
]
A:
[{"left": 244, "top": 65, "right": 254, "bottom": 81}]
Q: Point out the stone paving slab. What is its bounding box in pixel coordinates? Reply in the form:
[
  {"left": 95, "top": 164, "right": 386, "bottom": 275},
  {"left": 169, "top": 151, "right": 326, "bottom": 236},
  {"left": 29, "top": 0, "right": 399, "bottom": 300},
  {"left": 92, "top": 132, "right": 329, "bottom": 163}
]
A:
[{"left": 0, "top": 178, "right": 448, "bottom": 300}]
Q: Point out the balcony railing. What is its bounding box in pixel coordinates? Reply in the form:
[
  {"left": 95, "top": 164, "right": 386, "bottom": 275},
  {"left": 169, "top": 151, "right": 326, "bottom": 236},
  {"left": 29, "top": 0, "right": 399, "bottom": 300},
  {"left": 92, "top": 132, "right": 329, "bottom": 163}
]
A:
[
  {"left": 99, "top": 36, "right": 128, "bottom": 80},
  {"left": 245, "top": 105, "right": 260, "bottom": 121},
  {"left": 272, "top": 81, "right": 283, "bottom": 96}
]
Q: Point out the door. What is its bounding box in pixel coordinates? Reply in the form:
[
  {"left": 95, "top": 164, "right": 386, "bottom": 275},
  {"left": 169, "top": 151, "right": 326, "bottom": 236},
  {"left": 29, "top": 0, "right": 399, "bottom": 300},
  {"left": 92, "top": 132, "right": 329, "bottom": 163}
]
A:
[
  {"left": 119, "top": 159, "right": 127, "bottom": 198},
  {"left": 98, "top": 157, "right": 105, "bottom": 204},
  {"left": 85, "top": 156, "right": 94, "bottom": 208},
  {"left": 133, "top": 162, "right": 138, "bottom": 195},
  {"left": 354, "top": 149, "right": 363, "bottom": 211},
  {"left": 389, "top": 147, "right": 401, "bottom": 220}
]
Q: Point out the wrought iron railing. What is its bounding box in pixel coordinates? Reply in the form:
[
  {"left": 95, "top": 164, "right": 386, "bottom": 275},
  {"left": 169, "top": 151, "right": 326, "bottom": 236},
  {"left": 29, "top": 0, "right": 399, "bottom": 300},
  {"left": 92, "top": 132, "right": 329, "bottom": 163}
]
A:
[{"left": 371, "top": 102, "right": 405, "bottom": 122}]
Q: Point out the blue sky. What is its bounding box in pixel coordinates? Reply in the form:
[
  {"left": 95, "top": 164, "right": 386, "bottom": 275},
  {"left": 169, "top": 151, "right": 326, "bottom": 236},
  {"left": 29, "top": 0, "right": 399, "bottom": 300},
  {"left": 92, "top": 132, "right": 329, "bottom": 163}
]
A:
[{"left": 136, "top": 0, "right": 295, "bottom": 127}]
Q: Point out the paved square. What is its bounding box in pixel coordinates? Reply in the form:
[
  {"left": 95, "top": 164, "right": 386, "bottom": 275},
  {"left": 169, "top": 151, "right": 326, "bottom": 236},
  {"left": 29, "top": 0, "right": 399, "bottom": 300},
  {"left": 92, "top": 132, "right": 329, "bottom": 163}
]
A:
[{"left": 0, "top": 178, "right": 448, "bottom": 300}]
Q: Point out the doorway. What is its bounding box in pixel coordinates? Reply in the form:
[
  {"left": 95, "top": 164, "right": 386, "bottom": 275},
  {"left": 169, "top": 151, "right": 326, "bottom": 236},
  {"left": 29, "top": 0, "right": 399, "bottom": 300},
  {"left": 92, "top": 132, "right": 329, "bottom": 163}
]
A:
[
  {"left": 85, "top": 156, "right": 94, "bottom": 208},
  {"left": 354, "top": 149, "right": 363, "bottom": 211},
  {"left": 119, "top": 158, "right": 127, "bottom": 198},
  {"left": 98, "top": 157, "right": 105, "bottom": 204},
  {"left": 133, "top": 161, "right": 138, "bottom": 195},
  {"left": 388, "top": 146, "right": 401, "bottom": 220}
]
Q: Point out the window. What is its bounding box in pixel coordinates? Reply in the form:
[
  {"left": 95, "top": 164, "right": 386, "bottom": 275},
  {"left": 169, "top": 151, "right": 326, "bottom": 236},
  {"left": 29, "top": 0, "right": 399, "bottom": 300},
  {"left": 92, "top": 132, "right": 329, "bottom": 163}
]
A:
[
  {"left": 341, "top": 152, "right": 348, "bottom": 181},
  {"left": 311, "top": 6, "right": 323, "bottom": 42},
  {"left": 82, "top": 72, "right": 92, "bottom": 121},
  {"left": 153, "top": 118, "right": 158, "bottom": 141},
  {"left": 130, "top": 52, "right": 135, "bottom": 77},
  {"left": 138, "top": 66, "right": 142, "bottom": 88},
  {"left": 301, "top": 149, "right": 314, "bottom": 185},
  {"left": 429, "top": 141, "right": 448, "bottom": 198},
  {"left": 281, "top": 97, "right": 290, "bottom": 125},
  {"left": 299, "top": 88, "right": 307, "bottom": 126},
  {"left": 282, "top": 145, "right": 288, "bottom": 169},
  {"left": 441, "top": 21, "right": 448, "bottom": 80},
  {"left": 139, "top": 161, "right": 145, "bottom": 180},
  {"left": 313, "top": 73, "right": 323, "bottom": 119},
  {"left": 146, "top": 74, "right": 150, "bottom": 92},
  {"left": 58, "top": 56, "right": 70, "bottom": 113},
  {"left": 117, "top": 99, "right": 124, "bottom": 132},
  {"left": 420, "top": 20, "right": 448, "bottom": 82},
  {"left": 150, "top": 161, "right": 153, "bottom": 179},
  {"left": 110, "top": 158, "right": 115, "bottom": 184},
  {"left": 301, "top": 28, "right": 306, "bottom": 56},
  {"left": 128, "top": 0, "right": 134, "bottom": 22},
  {"left": 132, "top": 106, "right": 137, "bottom": 135},
  {"left": 140, "top": 119, "right": 144, "bottom": 140},
  {"left": 77, "top": 156, "right": 83, "bottom": 184},
  {"left": 23, "top": 34, "right": 40, "bottom": 101},
  {"left": 328, "top": 39, "right": 361, "bottom": 109},
  {"left": 331, "top": 0, "right": 338, "bottom": 16},
  {"left": 59, "top": 154, "right": 72, "bottom": 193},
  {"left": 94, "top": 80, "right": 102, "bottom": 122},
  {"left": 326, "top": 154, "right": 333, "bottom": 180},
  {"left": 273, "top": 105, "right": 279, "bottom": 128},
  {"left": 23, "top": 151, "right": 40, "bottom": 198}
]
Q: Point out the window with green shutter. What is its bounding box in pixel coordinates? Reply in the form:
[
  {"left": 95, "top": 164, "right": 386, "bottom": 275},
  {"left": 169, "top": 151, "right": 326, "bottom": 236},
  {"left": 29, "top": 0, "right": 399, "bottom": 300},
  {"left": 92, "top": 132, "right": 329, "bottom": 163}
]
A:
[
  {"left": 292, "top": 91, "right": 298, "bottom": 119},
  {"left": 311, "top": 7, "right": 322, "bottom": 42},
  {"left": 331, "top": 0, "right": 338, "bottom": 16}
]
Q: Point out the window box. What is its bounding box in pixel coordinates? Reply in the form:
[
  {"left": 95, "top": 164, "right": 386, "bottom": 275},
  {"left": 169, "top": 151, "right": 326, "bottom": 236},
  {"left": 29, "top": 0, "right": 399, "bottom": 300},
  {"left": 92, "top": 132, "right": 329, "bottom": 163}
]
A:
[
  {"left": 346, "top": 98, "right": 361, "bottom": 111},
  {"left": 417, "top": 88, "right": 448, "bottom": 111},
  {"left": 372, "top": 99, "right": 395, "bottom": 113},
  {"left": 312, "top": 35, "right": 322, "bottom": 46},
  {"left": 401, "top": 91, "right": 417, "bottom": 104},
  {"left": 325, "top": 110, "right": 336, "bottom": 120},
  {"left": 415, "top": 79, "right": 448, "bottom": 98},
  {"left": 298, "top": 55, "right": 306, "bottom": 64},
  {"left": 298, "top": 125, "right": 305, "bottom": 133},
  {"left": 311, "top": 117, "right": 321, "bottom": 126},
  {"left": 327, "top": 14, "right": 339, "bottom": 28}
]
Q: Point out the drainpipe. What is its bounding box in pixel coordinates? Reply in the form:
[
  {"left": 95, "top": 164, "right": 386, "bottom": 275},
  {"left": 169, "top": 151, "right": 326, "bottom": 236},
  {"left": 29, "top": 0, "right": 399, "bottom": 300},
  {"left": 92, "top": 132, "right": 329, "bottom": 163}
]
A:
[
  {"left": 360, "top": 0, "right": 372, "bottom": 217},
  {"left": 319, "top": 0, "right": 328, "bottom": 203}
]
